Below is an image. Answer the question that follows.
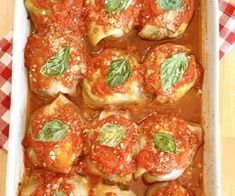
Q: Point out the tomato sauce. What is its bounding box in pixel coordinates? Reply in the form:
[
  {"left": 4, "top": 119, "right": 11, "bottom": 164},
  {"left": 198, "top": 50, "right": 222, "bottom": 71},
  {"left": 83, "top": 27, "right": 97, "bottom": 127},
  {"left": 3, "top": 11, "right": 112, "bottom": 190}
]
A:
[
  {"left": 23, "top": 100, "right": 84, "bottom": 173},
  {"left": 86, "top": 49, "right": 144, "bottom": 97},
  {"left": 136, "top": 115, "right": 199, "bottom": 175},
  {"left": 86, "top": 0, "right": 140, "bottom": 34},
  {"left": 89, "top": 115, "right": 138, "bottom": 176},
  {"left": 25, "top": 26, "right": 87, "bottom": 97},
  {"left": 29, "top": 0, "right": 85, "bottom": 35},
  {"left": 144, "top": 44, "right": 197, "bottom": 98},
  {"left": 24, "top": 0, "right": 203, "bottom": 195},
  {"left": 138, "top": 0, "right": 195, "bottom": 31},
  {"left": 152, "top": 183, "right": 188, "bottom": 196},
  {"left": 19, "top": 169, "right": 77, "bottom": 196}
]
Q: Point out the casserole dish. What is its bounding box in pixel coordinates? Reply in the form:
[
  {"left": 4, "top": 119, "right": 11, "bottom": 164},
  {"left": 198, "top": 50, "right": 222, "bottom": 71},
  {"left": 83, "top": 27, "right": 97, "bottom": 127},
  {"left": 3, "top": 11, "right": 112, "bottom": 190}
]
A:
[{"left": 6, "top": 0, "right": 221, "bottom": 195}]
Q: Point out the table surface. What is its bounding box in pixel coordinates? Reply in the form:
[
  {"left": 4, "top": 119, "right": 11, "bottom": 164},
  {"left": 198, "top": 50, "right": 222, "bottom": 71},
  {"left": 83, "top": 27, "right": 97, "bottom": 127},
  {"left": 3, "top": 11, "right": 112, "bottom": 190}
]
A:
[{"left": 0, "top": 0, "right": 235, "bottom": 195}]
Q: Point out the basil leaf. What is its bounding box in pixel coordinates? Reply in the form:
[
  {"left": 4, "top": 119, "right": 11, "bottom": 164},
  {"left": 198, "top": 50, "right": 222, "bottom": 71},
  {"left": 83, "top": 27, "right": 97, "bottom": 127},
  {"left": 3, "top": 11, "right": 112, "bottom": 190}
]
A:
[
  {"left": 104, "top": 0, "right": 131, "bottom": 13},
  {"left": 40, "top": 47, "right": 70, "bottom": 77},
  {"left": 106, "top": 58, "right": 131, "bottom": 87},
  {"left": 97, "top": 123, "right": 126, "bottom": 147},
  {"left": 156, "top": 0, "right": 183, "bottom": 11},
  {"left": 160, "top": 53, "right": 188, "bottom": 91},
  {"left": 35, "top": 119, "right": 69, "bottom": 142},
  {"left": 153, "top": 132, "right": 177, "bottom": 155},
  {"left": 52, "top": 191, "right": 66, "bottom": 196}
]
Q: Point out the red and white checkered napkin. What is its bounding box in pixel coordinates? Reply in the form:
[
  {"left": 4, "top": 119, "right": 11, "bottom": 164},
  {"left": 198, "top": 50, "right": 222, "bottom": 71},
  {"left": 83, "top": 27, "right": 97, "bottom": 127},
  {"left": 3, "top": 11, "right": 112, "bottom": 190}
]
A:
[
  {"left": 0, "top": 0, "right": 235, "bottom": 151},
  {"left": 219, "top": 0, "right": 235, "bottom": 59},
  {"left": 0, "top": 31, "right": 12, "bottom": 151}
]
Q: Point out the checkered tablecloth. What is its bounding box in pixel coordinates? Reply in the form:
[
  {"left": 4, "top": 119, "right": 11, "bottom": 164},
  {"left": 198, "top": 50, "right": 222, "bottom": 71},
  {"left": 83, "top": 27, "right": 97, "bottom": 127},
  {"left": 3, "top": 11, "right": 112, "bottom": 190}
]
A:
[
  {"left": 0, "top": 31, "right": 12, "bottom": 150},
  {"left": 0, "top": 1, "right": 235, "bottom": 151},
  {"left": 219, "top": 0, "right": 235, "bottom": 59}
]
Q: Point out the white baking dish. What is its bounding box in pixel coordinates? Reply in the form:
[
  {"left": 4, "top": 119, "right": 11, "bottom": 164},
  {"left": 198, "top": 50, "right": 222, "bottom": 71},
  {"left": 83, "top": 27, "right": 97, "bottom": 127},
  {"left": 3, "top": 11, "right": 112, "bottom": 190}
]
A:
[{"left": 5, "top": 0, "right": 221, "bottom": 195}]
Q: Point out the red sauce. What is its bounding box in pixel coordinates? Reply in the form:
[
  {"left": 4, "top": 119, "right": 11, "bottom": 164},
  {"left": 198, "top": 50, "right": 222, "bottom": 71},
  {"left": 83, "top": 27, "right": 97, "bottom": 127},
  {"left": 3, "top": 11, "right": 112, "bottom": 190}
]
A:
[
  {"left": 25, "top": 26, "right": 87, "bottom": 96},
  {"left": 84, "top": 0, "right": 140, "bottom": 35},
  {"left": 86, "top": 49, "right": 144, "bottom": 97},
  {"left": 88, "top": 115, "right": 138, "bottom": 176},
  {"left": 23, "top": 0, "right": 204, "bottom": 195},
  {"left": 20, "top": 170, "right": 77, "bottom": 196},
  {"left": 138, "top": 0, "right": 195, "bottom": 32},
  {"left": 153, "top": 183, "right": 189, "bottom": 196},
  {"left": 29, "top": 0, "right": 85, "bottom": 35},
  {"left": 136, "top": 115, "right": 199, "bottom": 175},
  {"left": 144, "top": 44, "right": 198, "bottom": 102},
  {"left": 23, "top": 100, "right": 84, "bottom": 173}
]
